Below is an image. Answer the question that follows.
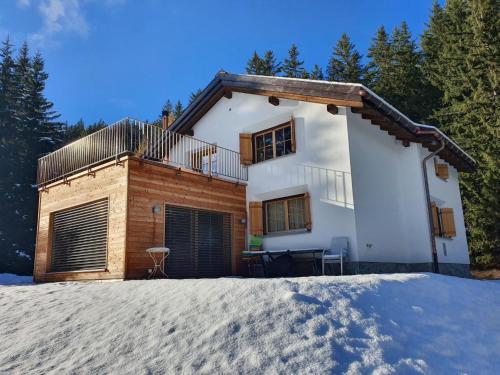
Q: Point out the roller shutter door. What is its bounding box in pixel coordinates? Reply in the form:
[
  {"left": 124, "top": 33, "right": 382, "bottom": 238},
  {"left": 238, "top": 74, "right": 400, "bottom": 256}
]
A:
[
  {"left": 50, "top": 199, "right": 109, "bottom": 272},
  {"left": 165, "top": 205, "right": 232, "bottom": 278}
]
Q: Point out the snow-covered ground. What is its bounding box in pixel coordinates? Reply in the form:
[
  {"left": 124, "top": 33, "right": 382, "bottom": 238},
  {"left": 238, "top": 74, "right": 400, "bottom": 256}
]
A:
[{"left": 0, "top": 273, "right": 499, "bottom": 374}]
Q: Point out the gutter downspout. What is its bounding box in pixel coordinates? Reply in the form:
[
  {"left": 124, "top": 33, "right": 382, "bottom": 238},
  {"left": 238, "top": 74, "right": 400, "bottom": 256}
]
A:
[{"left": 418, "top": 130, "right": 445, "bottom": 273}]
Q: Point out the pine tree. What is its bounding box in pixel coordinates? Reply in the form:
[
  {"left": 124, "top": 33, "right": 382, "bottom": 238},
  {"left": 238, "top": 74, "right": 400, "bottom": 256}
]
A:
[
  {"left": 390, "top": 22, "right": 431, "bottom": 120},
  {"left": 63, "top": 119, "right": 106, "bottom": 144},
  {"left": 0, "top": 41, "right": 61, "bottom": 274},
  {"left": 189, "top": 89, "right": 203, "bottom": 105},
  {"left": 173, "top": 100, "right": 183, "bottom": 118},
  {"left": 0, "top": 37, "right": 16, "bottom": 124},
  {"left": 261, "top": 50, "right": 281, "bottom": 76},
  {"left": 282, "top": 44, "right": 306, "bottom": 78},
  {"left": 366, "top": 26, "right": 393, "bottom": 94},
  {"left": 327, "top": 33, "right": 364, "bottom": 83},
  {"left": 0, "top": 37, "right": 20, "bottom": 273},
  {"left": 13, "top": 42, "right": 31, "bottom": 121},
  {"left": 420, "top": 1, "right": 446, "bottom": 109},
  {"left": 246, "top": 51, "right": 264, "bottom": 75},
  {"left": 310, "top": 64, "right": 324, "bottom": 80},
  {"left": 422, "top": 0, "right": 499, "bottom": 268},
  {"left": 365, "top": 23, "right": 432, "bottom": 121},
  {"left": 162, "top": 99, "right": 173, "bottom": 114}
]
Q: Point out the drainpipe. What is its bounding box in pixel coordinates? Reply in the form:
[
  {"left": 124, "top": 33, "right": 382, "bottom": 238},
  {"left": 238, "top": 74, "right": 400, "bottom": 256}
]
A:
[{"left": 418, "top": 130, "right": 445, "bottom": 273}]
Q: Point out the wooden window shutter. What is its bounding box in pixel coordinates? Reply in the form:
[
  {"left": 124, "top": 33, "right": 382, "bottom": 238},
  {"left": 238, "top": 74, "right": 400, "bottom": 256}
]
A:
[
  {"left": 249, "top": 202, "right": 263, "bottom": 236},
  {"left": 435, "top": 159, "right": 449, "bottom": 180},
  {"left": 304, "top": 192, "right": 312, "bottom": 231},
  {"left": 239, "top": 133, "right": 253, "bottom": 165},
  {"left": 290, "top": 117, "right": 296, "bottom": 153},
  {"left": 440, "top": 208, "right": 456, "bottom": 238},
  {"left": 431, "top": 202, "right": 440, "bottom": 236}
]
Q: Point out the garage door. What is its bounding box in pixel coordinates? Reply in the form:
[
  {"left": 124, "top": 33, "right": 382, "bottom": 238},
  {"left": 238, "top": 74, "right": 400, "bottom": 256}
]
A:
[
  {"left": 51, "top": 198, "right": 109, "bottom": 272},
  {"left": 164, "top": 205, "right": 232, "bottom": 278}
]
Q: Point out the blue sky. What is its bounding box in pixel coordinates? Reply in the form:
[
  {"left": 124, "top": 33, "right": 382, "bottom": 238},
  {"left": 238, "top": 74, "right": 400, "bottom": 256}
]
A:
[{"left": 2, "top": 0, "right": 438, "bottom": 125}]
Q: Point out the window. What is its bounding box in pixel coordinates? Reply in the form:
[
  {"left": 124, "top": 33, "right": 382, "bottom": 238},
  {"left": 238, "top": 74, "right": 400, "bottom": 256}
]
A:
[
  {"left": 263, "top": 193, "right": 311, "bottom": 234},
  {"left": 254, "top": 121, "right": 295, "bottom": 163},
  {"left": 50, "top": 199, "right": 108, "bottom": 272},
  {"left": 434, "top": 158, "right": 449, "bottom": 180}
]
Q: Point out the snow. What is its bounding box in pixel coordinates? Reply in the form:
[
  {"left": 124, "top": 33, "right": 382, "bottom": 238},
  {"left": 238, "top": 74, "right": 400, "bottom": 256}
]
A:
[
  {"left": 0, "top": 273, "right": 499, "bottom": 374},
  {"left": 15, "top": 250, "right": 32, "bottom": 260}
]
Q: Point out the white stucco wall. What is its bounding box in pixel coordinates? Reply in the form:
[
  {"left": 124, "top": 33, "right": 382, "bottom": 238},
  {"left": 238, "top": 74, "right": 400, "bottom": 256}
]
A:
[
  {"left": 424, "top": 152, "right": 470, "bottom": 265},
  {"left": 191, "top": 92, "right": 358, "bottom": 258},
  {"left": 187, "top": 92, "right": 469, "bottom": 267},
  {"left": 346, "top": 111, "right": 433, "bottom": 264}
]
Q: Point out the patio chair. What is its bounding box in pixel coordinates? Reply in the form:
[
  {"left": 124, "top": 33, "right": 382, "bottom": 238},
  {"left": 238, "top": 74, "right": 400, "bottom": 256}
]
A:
[{"left": 322, "top": 237, "right": 349, "bottom": 275}]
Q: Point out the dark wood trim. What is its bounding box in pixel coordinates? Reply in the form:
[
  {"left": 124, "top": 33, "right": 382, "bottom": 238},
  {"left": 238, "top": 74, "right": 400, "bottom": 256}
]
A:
[
  {"left": 326, "top": 104, "right": 339, "bottom": 115},
  {"left": 268, "top": 96, "right": 280, "bottom": 106},
  {"left": 252, "top": 120, "right": 295, "bottom": 163},
  {"left": 263, "top": 193, "right": 309, "bottom": 235},
  {"left": 223, "top": 90, "right": 232, "bottom": 99}
]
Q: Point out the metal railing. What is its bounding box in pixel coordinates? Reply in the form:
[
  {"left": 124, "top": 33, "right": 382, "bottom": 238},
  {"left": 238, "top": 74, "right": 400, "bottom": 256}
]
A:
[{"left": 37, "top": 118, "right": 248, "bottom": 186}]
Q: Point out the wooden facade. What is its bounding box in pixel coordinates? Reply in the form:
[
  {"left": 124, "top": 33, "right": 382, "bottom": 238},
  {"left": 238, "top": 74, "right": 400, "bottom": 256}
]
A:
[
  {"left": 34, "top": 156, "right": 247, "bottom": 282},
  {"left": 125, "top": 158, "right": 247, "bottom": 279}
]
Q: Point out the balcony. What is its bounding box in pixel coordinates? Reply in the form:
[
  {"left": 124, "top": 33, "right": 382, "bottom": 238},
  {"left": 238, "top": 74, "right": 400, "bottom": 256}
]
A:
[{"left": 37, "top": 118, "right": 248, "bottom": 186}]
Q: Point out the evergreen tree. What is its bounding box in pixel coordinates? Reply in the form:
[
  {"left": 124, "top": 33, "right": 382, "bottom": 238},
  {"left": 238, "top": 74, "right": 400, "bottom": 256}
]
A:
[
  {"left": 390, "top": 22, "right": 431, "bottom": 120},
  {"left": 420, "top": 1, "right": 446, "bottom": 109},
  {"left": 0, "top": 37, "right": 20, "bottom": 273},
  {"left": 162, "top": 99, "right": 173, "bottom": 114},
  {"left": 365, "top": 23, "right": 432, "bottom": 121},
  {"left": 282, "top": 44, "right": 306, "bottom": 78},
  {"left": 0, "top": 40, "right": 61, "bottom": 274},
  {"left": 63, "top": 119, "right": 106, "bottom": 144},
  {"left": 422, "top": 0, "right": 499, "bottom": 268},
  {"left": 246, "top": 51, "right": 264, "bottom": 75},
  {"left": 189, "top": 89, "right": 203, "bottom": 105},
  {"left": 327, "top": 33, "right": 364, "bottom": 83},
  {"left": 0, "top": 37, "right": 16, "bottom": 124},
  {"left": 261, "top": 50, "right": 281, "bottom": 76},
  {"left": 173, "top": 100, "right": 183, "bottom": 118},
  {"left": 366, "top": 26, "right": 393, "bottom": 94},
  {"left": 310, "top": 64, "right": 324, "bottom": 80}
]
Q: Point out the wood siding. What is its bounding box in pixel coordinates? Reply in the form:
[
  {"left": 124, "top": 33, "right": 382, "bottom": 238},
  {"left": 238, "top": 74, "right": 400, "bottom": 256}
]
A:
[
  {"left": 34, "top": 159, "right": 129, "bottom": 282},
  {"left": 125, "top": 158, "right": 247, "bottom": 279},
  {"left": 34, "top": 156, "right": 247, "bottom": 282}
]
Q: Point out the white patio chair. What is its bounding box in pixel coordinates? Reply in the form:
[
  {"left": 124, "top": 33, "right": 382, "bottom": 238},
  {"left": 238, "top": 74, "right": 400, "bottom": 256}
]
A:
[{"left": 322, "top": 237, "right": 349, "bottom": 275}]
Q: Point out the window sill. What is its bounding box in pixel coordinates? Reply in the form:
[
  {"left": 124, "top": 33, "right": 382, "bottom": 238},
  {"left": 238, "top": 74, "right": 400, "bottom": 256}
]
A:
[
  {"left": 251, "top": 152, "right": 296, "bottom": 166},
  {"left": 264, "top": 228, "right": 310, "bottom": 238}
]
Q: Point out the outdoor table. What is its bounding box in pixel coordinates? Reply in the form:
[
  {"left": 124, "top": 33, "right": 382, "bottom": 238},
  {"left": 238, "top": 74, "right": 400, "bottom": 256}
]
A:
[
  {"left": 145, "top": 247, "right": 170, "bottom": 279},
  {"left": 242, "top": 248, "right": 324, "bottom": 277}
]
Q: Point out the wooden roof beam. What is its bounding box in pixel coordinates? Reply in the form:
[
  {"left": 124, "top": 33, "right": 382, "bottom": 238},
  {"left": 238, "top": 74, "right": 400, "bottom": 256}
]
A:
[
  {"left": 268, "top": 96, "right": 280, "bottom": 106},
  {"left": 326, "top": 104, "right": 339, "bottom": 115}
]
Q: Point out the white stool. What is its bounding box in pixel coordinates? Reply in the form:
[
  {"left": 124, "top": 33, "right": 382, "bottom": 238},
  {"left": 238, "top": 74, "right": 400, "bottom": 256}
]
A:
[{"left": 145, "top": 247, "right": 170, "bottom": 279}]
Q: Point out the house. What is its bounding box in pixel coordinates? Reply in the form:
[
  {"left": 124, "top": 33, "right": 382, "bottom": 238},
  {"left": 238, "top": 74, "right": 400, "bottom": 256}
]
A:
[{"left": 33, "top": 72, "right": 475, "bottom": 282}]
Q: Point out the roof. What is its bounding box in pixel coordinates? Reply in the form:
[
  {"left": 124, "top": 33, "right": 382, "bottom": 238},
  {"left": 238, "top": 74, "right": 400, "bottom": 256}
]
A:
[{"left": 170, "top": 72, "right": 475, "bottom": 172}]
